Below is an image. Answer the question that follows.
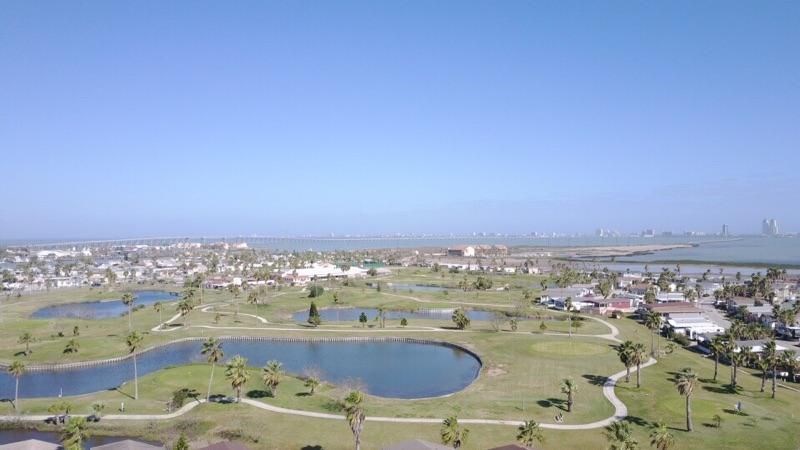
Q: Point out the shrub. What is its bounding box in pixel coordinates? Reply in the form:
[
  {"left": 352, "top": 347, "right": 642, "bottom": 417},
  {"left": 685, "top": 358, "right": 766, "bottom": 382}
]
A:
[
  {"left": 308, "top": 285, "right": 324, "bottom": 298},
  {"left": 673, "top": 333, "right": 690, "bottom": 346}
]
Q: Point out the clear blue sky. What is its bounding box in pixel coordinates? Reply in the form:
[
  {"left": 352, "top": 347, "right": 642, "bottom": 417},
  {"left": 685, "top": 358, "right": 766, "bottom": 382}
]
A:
[{"left": 2, "top": 1, "right": 798, "bottom": 239}]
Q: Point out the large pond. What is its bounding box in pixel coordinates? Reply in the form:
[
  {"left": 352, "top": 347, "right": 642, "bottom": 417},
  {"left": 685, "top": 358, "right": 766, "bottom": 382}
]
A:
[
  {"left": 0, "top": 338, "right": 481, "bottom": 399},
  {"left": 31, "top": 290, "right": 178, "bottom": 320},
  {"left": 292, "top": 307, "right": 500, "bottom": 323},
  {"left": 0, "top": 430, "right": 161, "bottom": 448}
]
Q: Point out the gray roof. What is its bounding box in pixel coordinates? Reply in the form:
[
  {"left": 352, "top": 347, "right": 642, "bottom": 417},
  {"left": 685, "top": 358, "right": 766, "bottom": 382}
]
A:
[
  {"left": 0, "top": 440, "right": 61, "bottom": 450},
  {"left": 382, "top": 439, "right": 451, "bottom": 450},
  {"left": 91, "top": 440, "right": 162, "bottom": 450}
]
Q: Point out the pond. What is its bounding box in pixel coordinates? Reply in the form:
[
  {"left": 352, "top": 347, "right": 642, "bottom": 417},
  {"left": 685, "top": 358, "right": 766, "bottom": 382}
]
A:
[
  {"left": 0, "top": 338, "right": 481, "bottom": 399},
  {"left": 0, "top": 430, "right": 162, "bottom": 448},
  {"left": 292, "top": 307, "right": 501, "bottom": 323},
  {"left": 31, "top": 290, "right": 179, "bottom": 320}
]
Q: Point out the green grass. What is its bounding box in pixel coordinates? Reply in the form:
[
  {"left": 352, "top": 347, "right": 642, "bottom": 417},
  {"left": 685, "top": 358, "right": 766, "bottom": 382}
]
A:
[{"left": 2, "top": 272, "right": 800, "bottom": 449}]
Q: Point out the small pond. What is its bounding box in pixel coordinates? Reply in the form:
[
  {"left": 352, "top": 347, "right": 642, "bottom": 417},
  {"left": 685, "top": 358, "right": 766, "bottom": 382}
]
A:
[
  {"left": 0, "top": 338, "right": 481, "bottom": 399},
  {"left": 292, "top": 307, "right": 500, "bottom": 323},
  {"left": 31, "top": 290, "right": 178, "bottom": 320}
]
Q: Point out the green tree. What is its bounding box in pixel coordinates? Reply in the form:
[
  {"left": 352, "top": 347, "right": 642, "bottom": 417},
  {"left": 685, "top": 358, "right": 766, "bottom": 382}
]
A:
[
  {"left": 616, "top": 341, "right": 635, "bottom": 383},
  {"left": 708, "top": 335, "right": 726, "bottom": 382},
  {"left": 763, "top": 339, "right": 779, "bottom": 399},
  {"left": 643, "top": 311, "right": 662, "bottom": 356},
  {"left": 516, "top": 420, "right": 544, "bottom": 447},
  {"left": 225, "top": 355, "right": 250, "bottom": 401},
  {"left": 452, "top": 308, "right": 471, "bottom": 330},
  {"left": 649, "top": 422, "right": 674, "bottom": 450},
  {"left": 125, "top": 331, "right": 143, "bottom": 399},
  {"left": 631, "top": 342, "right": 647, "bottom": 388},
  {"left": 367, "top": 268, "right": 378, "bottom": 277},
  {"left": 61, "top": 416, "right": 89, "bottom": 450},
  {"left": 598, "top": 279, "right": 613, "bottom": 299},
  {"left": 359, "top": 312, "right": 368, "bottom": 327},
  {"left": 173, "top": 433, "right": 190, "bottom": 450},
  {"left": 400, "top": 317, "right": 408, "bottom": 327},
  {"left": 262, "top": 360, "right": 284, "bottom": 397},
  {"left": 176, "top": 299, "right": 194, "bottom": 326},
  {"left": 8, "top": 360, "right": 25, "bottom": 411},
  {"left": 64, "top": 339, "right": 80, "bottom": 354},
  {"left": 308, "top": 285, "right": 325, "bottom": 298},
  {"left": 344, "top": 390, "right": 366, "bottom": 450},
  {"left": 674, "top": 367, "right": 698, "bottom": 431},
  {"left": 440, "top": 415, "right": 469, "bottom": 449},
  {"left": 561, "top": 378, "right": 577, "bottom": 412},
  {"left": 201, "top": 337, "right": 224, "bottom": 401},
  {"left": 308, "top": 301, "right": 321, "bottom": 326},
  {"left": 121, "top": 292, "right": 135, "bottom": 331},
  {"left": 604, "top": 421, "right": 637, "bottom": 450},
  {"left": 304, "top": 374, "right": 320, "bottom": 395},
  {"left": 18, "top": 332, "right": 33, "bottom": 356},
  {"left": 153, "top": 302, "right": 163, "bottom": 328}
]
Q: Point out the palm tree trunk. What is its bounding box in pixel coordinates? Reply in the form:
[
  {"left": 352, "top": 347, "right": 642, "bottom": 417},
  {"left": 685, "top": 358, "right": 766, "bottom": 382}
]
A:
[
  {"left": 713, "top": 355, "right": 718, "bottom": 381},
  {"left": 636, "top": 362, "right": 641, "bottom": 388},
  {"left": 133, "top": 353, "right": 139, "bottom": 400},
  {"left": 625, "top": 367, "right": 631, "bottom": 382},
  {"left": 651, "top": 331, "right": 655, "bottom": 357},
  {"left": 772, "top": 369, "right": 777, "bottom": 399},
  {"left": 14, "top": 377, "right": 19, "bottom": 412},
  {"left": 686, "top": 395, "right": 693, "bottom": 431},
  {"left": 207, "top": 363, "right": 216, "bottom": 401},
  {"left": 355, "top": 432, "right": 361, "bottom": 450},
  {"left": 761, "top": 373, "right": 766, "bottom": 392},
  {"left": 128, "top": 305, "right": 132, "bottom": 331}
]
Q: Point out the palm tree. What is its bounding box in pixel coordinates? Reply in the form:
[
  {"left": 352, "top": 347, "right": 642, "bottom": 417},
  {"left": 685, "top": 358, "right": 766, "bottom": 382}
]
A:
[
  {"left": 121, "top": 292, "right": 135, "bottom": 331},
  {"left": 64, "top": 339, "right": 80, "bottom": 354},
  {"left": 604, "top": 421, "right": 637, "bottom": 450},
  {"left": 344, "top": 390, "right": 366, "bottom": 450},
  {"left": 516, "top": 420, "right": 544, "bottom": 447},
  {"left": 674, "top": 367, "right": 698, "bottom": 431},
  {"left": 8, "top": 360, "right": 25, "bottom": 412},
  {"left": 631, "top": 342, "right": 647, "bottom": 388},
  {"left": 304, "top": 375, "right": 320, "bottom": 395},
  {"left": 561, "top": 378, "right": 577, "bottom": 412},
  {"left": 225, "top": 355, "right": 250, "bottom": 402},
  {"left": 617, "top": 341, "right": 635, "bottom": 383},
  {"left": 709, "top": 335, "right": 726, "bottom": 382},
  {"left": 643, "top": 311, "right": 662, "bottom": 356},
  {"left": 649, "top": 422, "right": 674, "bottom": 450},
  {"left": 125, "top": 331, "right": 143, "bottom": 400},
  {"left": 201, "top": 337, "right": 224, "bottom": 401},
  {"left": 61, "top": 416, "right": 89, "bottom": 450},
  {"left": 731, "top": 346, "right": 751, "bottom": 388},
  {"left": 262, "top": 360, "right": 284, "bottom": 397},
  {"left": 18, "top": 332, "right": 33, "bottom": 356},
  {"left": 565, "top": 297, "right": 574, "bottom": 336},
  {"left": 153, "top": 302, "right": 163, "bottom": 328},
  {"left": 440, "top": 415, "right": 469, "bottom": 449},
  {"left": 763, "top": 339, "right": 779, "bottom": 399},
  {"left": 177, "top": 299, "right": 194, "bottom": 326}
]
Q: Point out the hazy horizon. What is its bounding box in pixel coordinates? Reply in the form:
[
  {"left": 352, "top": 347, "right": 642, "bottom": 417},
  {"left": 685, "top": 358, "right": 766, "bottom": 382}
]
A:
[{"left": 2, "top": 1, "right": 798, "bottom": 239}]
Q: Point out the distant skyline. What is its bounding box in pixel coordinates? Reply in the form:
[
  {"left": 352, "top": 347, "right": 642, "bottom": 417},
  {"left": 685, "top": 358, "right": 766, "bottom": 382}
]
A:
[{"left": 2, "top": 1, "right": 799, "bottom": 239}]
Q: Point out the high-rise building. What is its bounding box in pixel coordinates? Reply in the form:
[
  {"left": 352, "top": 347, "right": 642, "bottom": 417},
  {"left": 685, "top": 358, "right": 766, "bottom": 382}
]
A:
[
  {"left": 721, "top": 224, "right": 730, "bottom": 237},
  {"left": 762, "top": 219, "right": 779, "bottom": 236}
]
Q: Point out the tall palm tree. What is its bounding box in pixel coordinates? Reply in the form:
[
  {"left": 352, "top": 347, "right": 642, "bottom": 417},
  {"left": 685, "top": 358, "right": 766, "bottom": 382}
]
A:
[
  {"left": 708, "top": 335, "right": 726, "bottom": 382},
  {"left": 631, "top": 342, "right": 647, "bottom": 388},
  {"left": 763, "top": 339, "right": 779, "bottom": 399},
  {"left": 153, "top": 302, "right": 163, "bottom": 328},
  {"left": 731, "top": 346, "right": 751, "bottom": 388},
  {"left": 643, "top": 311, "right": 662, "bottom": 357},
  {"left": 516, "top": 420, "right": 544, "bottom": 447},
  {"left": 125, "top": 331, "right": 143, "bottom": 400},
  {"left": 262, "top": 360, "right": 284, "bottom": 397},
  {"left": 225, "top": 355, "right": 250, "bottom": 402},
  {"left": 121, "top": 292, "right": 135, "bottom": 332},
  {"left": 440, "top": 415, "right": 469, "bottom": 449},
  {"left": 616, "top": 341, "right": 635, "bottom": 383},
  {"left": 18, "top": 332, "right": 33, "bottom": 356},
  {"left": 7, "top": 360, "right": 25, "bottom": 412},
  {"left": 201, "top": 337, "right": 224, "bottom": 401},
  {"left": 61, "top": 416, "right": 89, "bottom": 450},
  {"left": 649, "top": 422, "right": 674, "bottom": 450},
  {"left": 561, "top": 378, "right": 577, "bottom": 412},
  {"left": 604, "top": 421, "right": 637, "bottom": 450},
  {"left": 674, "top": 367, "right": 698, "bottom": 431},
  {"left": 176, "top": 299, "right": 194, "bottom": 327},
  {"left": 344, "top": 390, "right": 366, "bottom": 450}
]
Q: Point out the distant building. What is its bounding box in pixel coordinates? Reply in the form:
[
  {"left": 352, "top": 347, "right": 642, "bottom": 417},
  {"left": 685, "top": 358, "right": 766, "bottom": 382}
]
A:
[
  {"left": 721, "top": 224, "right": 730, "bottom": 237},
  {"left": 762, "top": 218, "right": 779, "bottom": 236},
  {"left": 641, "top": 229, "right": 655, "bottom": 238}
]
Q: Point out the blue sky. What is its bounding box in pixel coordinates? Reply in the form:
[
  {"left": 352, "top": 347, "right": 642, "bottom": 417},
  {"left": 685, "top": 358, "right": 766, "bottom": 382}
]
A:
[{"left": 1, "top": 1, "right": 798, "bottom": 238}]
